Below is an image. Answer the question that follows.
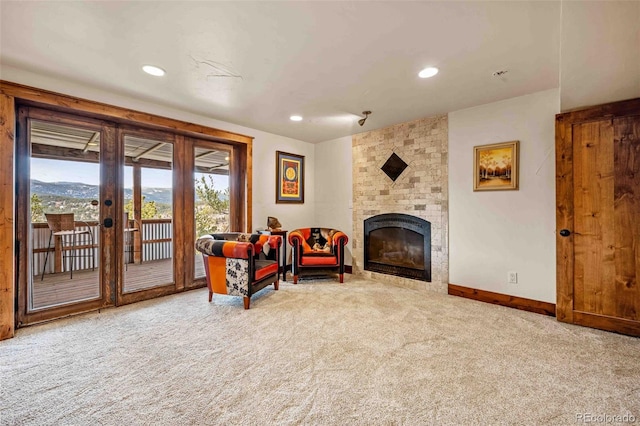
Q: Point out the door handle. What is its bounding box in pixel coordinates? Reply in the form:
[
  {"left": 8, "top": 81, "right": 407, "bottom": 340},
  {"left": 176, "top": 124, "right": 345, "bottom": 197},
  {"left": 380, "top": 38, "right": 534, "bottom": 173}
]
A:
[{"left": 559, "top": 229, "right": 571, "bottom": 237}]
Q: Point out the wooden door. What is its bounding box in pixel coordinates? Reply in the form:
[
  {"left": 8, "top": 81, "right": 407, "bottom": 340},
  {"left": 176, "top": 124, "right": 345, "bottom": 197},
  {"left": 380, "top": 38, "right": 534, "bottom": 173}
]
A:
[
  {"left": 187, "top": 139, "right": 234, "bottom": 289},
  {"left": 116, "top": 126, "right": 183, "bottom": 305},
  {"left": 556, "top": 98, "right": 640, "bottom": 336},
  {"left": 15, "top": 106, "right": 115, "bottom": 326}
]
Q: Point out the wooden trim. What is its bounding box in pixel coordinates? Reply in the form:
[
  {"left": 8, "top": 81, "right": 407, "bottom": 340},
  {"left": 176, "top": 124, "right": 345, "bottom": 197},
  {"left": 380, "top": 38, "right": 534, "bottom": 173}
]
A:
[
  {"left": 173, "top": 134, "right": 186, "bottom": 291},
  {"left": 183, "top": 140, "right": 197, "bottom": 289},
  {"left": 132, "top": 164, "right": 142, "bottom": 264},
  {"left": 246, "top": 141, "right": 253, "bottom": 233},
  {"left": 572, "top": 311, "right": 640, "bottom": 338},
  {"left": 100, "top": 122, "right": 117, "bottom": 308},
  {"left": 27, "top": 105, "right": 106, "bottom": 131},
  {"left": 14, "top": 107, "right": 29, "bottom": 330},
  {"left": 19, "top": 299, "right": 107, "bottom": 325},
  {"left": 448, "top": 284, "right": 556, "bottom": 317},
  {"left": 0, "top": 81, "right": 254, "bottom": 145},
  {"left": 229, "top": 144, "right": 247, "bottom": 232},
  {"left": 0, "top": 94, "right": 15, "bottom": 340},
  {"left": 558, "top": 97, "right": 640, "bottom": 122},
  {"left": 555, "top": 113, "right": 575, "bottom": 324}
]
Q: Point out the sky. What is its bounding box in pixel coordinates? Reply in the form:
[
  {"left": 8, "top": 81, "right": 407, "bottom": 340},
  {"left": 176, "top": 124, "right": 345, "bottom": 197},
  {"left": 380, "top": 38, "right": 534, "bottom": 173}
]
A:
[{"left": 31, "top": 158, "right": 229, "bottom": 190}]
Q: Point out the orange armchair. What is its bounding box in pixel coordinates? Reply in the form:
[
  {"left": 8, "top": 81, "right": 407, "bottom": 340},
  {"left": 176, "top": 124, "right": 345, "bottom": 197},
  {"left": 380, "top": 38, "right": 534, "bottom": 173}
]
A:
[
  {"left": 196, "top": 233, "right": 282, "bottom": 309},
  {"left": 288, "top": 228, "right": 349, "bottom": 284}
]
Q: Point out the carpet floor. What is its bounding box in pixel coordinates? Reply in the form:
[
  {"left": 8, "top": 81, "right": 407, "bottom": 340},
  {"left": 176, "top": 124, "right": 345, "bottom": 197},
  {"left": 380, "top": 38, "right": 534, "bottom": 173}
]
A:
[{"left": 1, "top": 275, "right": 639, "bottom": 425}]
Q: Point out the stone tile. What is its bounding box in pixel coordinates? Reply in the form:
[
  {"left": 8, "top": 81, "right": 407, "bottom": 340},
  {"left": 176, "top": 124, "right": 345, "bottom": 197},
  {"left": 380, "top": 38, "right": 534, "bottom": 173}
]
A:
[{"left": 353, "top": 114, "right": 448, "bottom": 293}]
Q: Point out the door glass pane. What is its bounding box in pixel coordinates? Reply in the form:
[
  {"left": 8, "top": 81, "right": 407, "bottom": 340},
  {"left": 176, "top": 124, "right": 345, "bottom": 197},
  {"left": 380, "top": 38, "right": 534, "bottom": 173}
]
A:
[
  {"left": 123, "top": 136, "right": 174, "bottom": 292},
  {"left": 194, "top": 146, "right": 230, "bottom": 279},
  {"left": 29, "top": 120, "right": 101, "bottom": 310}
]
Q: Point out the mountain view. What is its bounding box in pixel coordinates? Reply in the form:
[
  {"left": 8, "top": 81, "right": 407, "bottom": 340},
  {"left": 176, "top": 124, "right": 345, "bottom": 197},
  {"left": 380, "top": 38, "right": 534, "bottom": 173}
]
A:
[
  {"left": 30, "top": 179, "right": 230, "bottom": 233},
  {"left": 31, "top": 180, "right": 173, "bottom": 204},
  {"left": 30, "top": 180, "right": 173, "bottom": 222}
]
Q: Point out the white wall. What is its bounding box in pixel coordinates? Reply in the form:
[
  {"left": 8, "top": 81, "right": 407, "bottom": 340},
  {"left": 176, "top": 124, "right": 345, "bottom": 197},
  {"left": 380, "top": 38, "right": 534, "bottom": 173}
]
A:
[
  {"left": 314, "top": 136, "right": 353, "bottom": 266},
  {"left": 0, "top": 65, "right": 316, "bottom": 238},
  {"left": 448, "top": 88, "right": 559, "bottom": 303},
  {"left": 560, "top": 1, "right": 640, "bottom": 111}
]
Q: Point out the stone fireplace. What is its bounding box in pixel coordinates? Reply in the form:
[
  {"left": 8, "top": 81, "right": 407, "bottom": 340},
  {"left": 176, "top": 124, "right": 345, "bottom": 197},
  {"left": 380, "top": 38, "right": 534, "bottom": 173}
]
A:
[
  {"left": 364, "top": 213, "right": 431, "bottom": 281},
  {"left": 352, "top": 114, "right": 448, "bottom": 293}
]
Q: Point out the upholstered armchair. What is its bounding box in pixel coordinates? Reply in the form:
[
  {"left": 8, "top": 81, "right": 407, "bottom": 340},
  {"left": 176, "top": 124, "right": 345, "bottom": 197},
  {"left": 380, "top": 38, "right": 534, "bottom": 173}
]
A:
[
  {"left": 288, "top": 228, "right": 349, "bottom": 284},
  {"left": 196, "top": 233, "right": 282, "bottom": 309}
]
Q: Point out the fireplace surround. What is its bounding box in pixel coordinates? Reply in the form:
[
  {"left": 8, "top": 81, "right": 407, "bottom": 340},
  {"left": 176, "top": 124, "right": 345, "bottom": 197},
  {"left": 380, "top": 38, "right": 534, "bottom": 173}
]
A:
[
  {"left": 352, "top": 113, "right": 448, "bottom": 293},
  {"left": 364, "top": 213, "right": 431, "bottom": 281}
]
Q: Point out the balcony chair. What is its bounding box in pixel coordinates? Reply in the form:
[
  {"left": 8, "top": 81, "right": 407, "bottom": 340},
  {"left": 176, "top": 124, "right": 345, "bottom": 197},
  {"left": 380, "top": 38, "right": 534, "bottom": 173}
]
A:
[
  {"left": 195, "top": 233, "right": 282, "bottom": 309},
  {"left": 41, "top": 213, "right": 95, "bottom": 280},
  {"left": 288, "top": 228, "right": 348, "bottom": 284}
]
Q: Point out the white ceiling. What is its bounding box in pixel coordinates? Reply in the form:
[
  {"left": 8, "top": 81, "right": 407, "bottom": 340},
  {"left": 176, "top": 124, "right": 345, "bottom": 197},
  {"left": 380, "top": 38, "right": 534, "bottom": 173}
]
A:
[{"left": 0, "top": 1, "right": 561, "bottom": 143}]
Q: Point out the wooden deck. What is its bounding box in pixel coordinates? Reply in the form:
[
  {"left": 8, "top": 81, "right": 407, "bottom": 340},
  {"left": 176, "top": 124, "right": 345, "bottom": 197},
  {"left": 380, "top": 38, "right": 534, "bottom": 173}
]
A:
[{"left": 32, "top": 255, "right": 205, "bottom": 310}]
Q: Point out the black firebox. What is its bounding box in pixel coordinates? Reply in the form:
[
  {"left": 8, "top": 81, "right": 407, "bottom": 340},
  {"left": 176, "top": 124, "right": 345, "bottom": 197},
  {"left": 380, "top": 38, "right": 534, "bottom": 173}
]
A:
[{"left": 364, "top": 213, "right": 431, "bottom": 282}]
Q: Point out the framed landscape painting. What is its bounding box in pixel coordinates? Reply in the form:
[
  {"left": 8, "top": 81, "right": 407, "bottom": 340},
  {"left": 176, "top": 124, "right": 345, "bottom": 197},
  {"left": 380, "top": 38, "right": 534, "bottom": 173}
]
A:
[
  {"left": 276, "top": 151, "right": 304, "bottom": 203},
  {"left": 473, "top": 141, "right": 519, "bottom": 191}
]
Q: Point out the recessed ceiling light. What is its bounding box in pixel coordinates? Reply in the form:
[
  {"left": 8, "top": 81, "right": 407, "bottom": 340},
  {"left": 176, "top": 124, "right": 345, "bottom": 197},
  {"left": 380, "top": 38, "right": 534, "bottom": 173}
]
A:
[
  {"left": 142, "top": 65, "right": 166, "bottom": 77},
  {"left": 418, "top": 67, "right": 439, "bottom": 79},
  {"left": 290, "top": 115, "right": 303, "bottom": 121}
]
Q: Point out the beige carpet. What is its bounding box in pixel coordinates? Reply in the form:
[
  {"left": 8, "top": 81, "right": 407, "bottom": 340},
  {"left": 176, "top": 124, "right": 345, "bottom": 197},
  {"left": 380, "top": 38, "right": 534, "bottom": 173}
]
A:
[{"left": 1, "top": 275, "right": 639, "bottom": 425}]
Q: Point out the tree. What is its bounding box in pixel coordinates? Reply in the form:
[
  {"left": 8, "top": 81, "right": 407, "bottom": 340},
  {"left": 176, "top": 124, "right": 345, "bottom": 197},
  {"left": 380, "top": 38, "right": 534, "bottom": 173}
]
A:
[
  {"left": 124, "top": 196, "right": 160, "bottom": 220},
  {"left": 480, "top": 151, "right": 493, "bottom": 179},
  {"left": 142, "top": 200, "right": 158, "bottom": 218},
  {"left": 194, "top": 175, "right": 229, "bottom": 236},
  {"left": 31, "top": 194, "right": 44, "bottom": 223},
  {"left": 195, "top": 176, "right": 229, "bottom": 213},
  {"left": 502, "top": 155, "right": 512, "bottom": 178}
]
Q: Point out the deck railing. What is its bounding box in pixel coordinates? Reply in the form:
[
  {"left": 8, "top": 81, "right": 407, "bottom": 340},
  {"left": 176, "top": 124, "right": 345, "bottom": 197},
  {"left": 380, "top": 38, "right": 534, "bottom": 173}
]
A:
[{"left": 32, "top": 218, "right": 173, "bottom": 276}]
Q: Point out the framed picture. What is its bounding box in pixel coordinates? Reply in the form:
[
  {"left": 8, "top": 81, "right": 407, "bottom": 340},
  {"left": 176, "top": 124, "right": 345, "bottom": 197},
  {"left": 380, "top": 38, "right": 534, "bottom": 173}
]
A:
[
  {"left": 276, "top": 151, "right": 305, "bottom": 203},
  {"left": 473, "top": 141, "right": 519, "bottom": 191}
]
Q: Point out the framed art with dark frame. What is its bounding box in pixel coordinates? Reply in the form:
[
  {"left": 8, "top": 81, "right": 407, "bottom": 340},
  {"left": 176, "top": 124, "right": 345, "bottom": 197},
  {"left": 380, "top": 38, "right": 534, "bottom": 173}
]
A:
[
  {"left": 473, "top": 140, "right": 519, "bottom": 191},
  {"left": 276, "top": 150, "right": 305, "bottom": 203}
]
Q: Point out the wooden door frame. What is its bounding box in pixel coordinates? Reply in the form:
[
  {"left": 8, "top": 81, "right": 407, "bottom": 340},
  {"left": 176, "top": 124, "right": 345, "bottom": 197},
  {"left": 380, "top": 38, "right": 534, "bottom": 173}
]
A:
[
  {"left": 556, "top": 97, "right": 640, "bottom": 337},
  {"left": 1, "top": 80, "right": 253, "bottom": 335},
  {"left": 186, "top": 138, "right": 237, "bottom": 289},
  {"left": 15, "top": 106, "right": 115, "bottom": 326},
  {"left": 116, "top": 125, "right": 181, "bottom": 305}
]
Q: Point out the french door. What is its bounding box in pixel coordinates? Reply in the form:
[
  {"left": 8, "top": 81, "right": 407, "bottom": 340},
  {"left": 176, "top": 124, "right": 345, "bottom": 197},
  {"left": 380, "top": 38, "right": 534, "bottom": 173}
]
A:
[
  {"left": 15, "top": 108, "right": 183, "bottom": 325},
  {"left": 7, "top": 82, "right": 252, "bottom": 331},
  {"left": 17, "top": 107, "right": 114, "bottom": 325},
  {"left": 188, "top": 139, "right": 233, "bottom": 288},
  {"left": 116, "top": 127, "right": 181, "bottom": 305}
]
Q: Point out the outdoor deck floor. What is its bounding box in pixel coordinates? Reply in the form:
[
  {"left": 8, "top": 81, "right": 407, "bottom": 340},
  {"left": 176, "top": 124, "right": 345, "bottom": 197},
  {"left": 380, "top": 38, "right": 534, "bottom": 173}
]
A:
[{"left": 32, "top": 255, "right": 206, "bottom": 309}]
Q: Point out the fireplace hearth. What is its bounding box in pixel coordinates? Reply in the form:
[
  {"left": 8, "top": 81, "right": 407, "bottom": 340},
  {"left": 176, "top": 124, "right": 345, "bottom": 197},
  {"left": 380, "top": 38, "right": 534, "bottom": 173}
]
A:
[{"left": 364, "top": 213, "right": 431, "bottom": 281}]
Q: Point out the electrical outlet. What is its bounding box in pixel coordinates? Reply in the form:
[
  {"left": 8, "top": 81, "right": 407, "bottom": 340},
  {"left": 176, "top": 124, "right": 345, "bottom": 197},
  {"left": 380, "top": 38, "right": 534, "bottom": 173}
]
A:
[{"left": 508, "top": 271, "right": 518, "bottom": 284}]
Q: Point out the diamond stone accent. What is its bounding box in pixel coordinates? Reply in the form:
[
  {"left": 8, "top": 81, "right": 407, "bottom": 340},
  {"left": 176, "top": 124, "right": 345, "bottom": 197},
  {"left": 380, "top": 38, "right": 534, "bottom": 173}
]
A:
[{"left": 381, "top": 153, "right": 408, "bottom": 181}]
